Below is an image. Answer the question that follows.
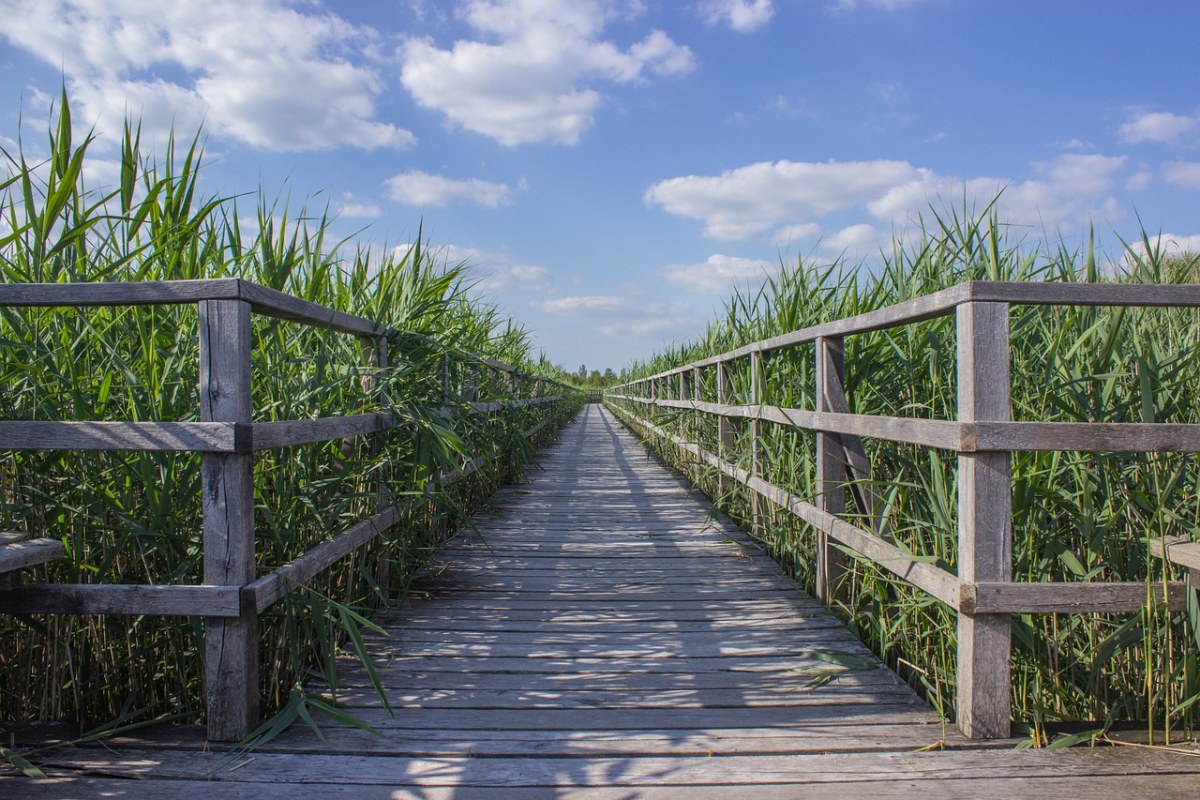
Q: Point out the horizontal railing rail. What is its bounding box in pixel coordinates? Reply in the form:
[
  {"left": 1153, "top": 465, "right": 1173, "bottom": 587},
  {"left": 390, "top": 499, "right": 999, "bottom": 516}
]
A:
[
  {"left": 606, "top": 279, "right": 1200, "bottom": 740},
  {"left": 0, "top": 279, "right": 578, "bottom": 741}
]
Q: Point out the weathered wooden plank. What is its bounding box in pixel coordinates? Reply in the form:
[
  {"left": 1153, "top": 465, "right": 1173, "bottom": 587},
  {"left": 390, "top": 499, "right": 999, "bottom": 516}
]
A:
[
  {"left": 0, "top": 420, "right": 240, "bottom": 452},
  {"left": 963, "top": 580, "right": 1188, "bottom": 613},
  {"left": 330, "top": 685, "right": 919, "bottom": 710},
  {"left": 968, "top": 278, "right": 1200, "bottom": 308},
  {"left": 30, "top": 746, "right": 1200, "bottom": 788},
  {"left": 0, "top": 278, "right": 245, "bottom": 307},
  {"left": 249, "top": 413, "right": 393, "bottom": 450},
  {"left": 237, "top": 280, "right": 383, "bottom": 336},
  {"left": 971, "top": 420, "right": 1200, "bottom": 452},
  {"left": 956, "top": 300, "right": 1013, "bottom": 740},
  {"left": 0, "top": 583, "right": 242, "bottom": 616},
  {"left": 14, "top": 772, "right": 1200, "bottom": 800},
  {"left": 198, "top": 298, "right": 259, "bottom": 742},
  {"left": 0, "top": 538, "right": 64, "bottom": 574},
  {"left": 0, "top": 531, "right": 30, "bottom": 545},
  {"left": 815, "top": 335, "right": 847, "bottom": 603},
  {"left": 1150, "top": 535, "right": 1200, "bottom": 571}
]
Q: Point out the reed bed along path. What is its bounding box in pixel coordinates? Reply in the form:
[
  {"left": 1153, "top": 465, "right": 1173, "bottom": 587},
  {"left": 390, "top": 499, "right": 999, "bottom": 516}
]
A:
[
  {"left": 5, "top": 405, "right": 1200, "bottom": 798},
  {"left": 612, "top": 210, "right": 1200, "bottom": 744},
  {"left": 0, "top": 93, "right": 583, "bottom": 752}
]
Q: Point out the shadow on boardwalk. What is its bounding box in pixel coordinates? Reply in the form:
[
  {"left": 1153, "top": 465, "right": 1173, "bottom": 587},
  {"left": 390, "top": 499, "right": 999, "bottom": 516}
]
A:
[{"left": 5, "top": 405, "right": 1200, "bottom": 798}]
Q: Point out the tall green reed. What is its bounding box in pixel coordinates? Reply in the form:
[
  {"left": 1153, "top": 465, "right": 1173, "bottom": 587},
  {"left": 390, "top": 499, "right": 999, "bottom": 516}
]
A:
[
  {"left": 0, "top": 92, "right": 583, "bottom": 730},
  {"left": 613, "top": 206, "right": 1200, "bottom": 742}
]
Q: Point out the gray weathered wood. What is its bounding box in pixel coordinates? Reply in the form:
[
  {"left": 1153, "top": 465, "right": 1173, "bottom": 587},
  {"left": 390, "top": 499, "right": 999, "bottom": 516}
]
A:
[
  {"left": 750, "top": 350, "right": 765, "bottom": 534},
  {"left": 0, "top": 531, "right": 30, "bottom": 545},
  {"left": 0, "top": 538, "right": 64, "bottom": 574},
  {"left": 0, "top": 583, "right": 243, "bottom": 616},
  {"left": 0, "top": 420, "right": 240, "bottom": 452},
  {"left": 198, "top": 298, "right": 259, "bottom": 742},
  {"left": 815, "top": 335, "right": 847, "bottom": 604},
  {"left": 0, "top": 278, "right": 384, "bottom": 336},
  {"left": 955, "top": 301, "right": 1012, "bottom": 739},
  {"left": 249, "top": 413, "right": 393, "bottom": 450},
  {"left": 1150, "top": 536, "right": 1200, "bottom": 571},
  {"left": 715, "top": 359, "right": 735, "bottom": 499},
  {"left": 962, "top": 580, "right": 1188, "bottom": 614}
]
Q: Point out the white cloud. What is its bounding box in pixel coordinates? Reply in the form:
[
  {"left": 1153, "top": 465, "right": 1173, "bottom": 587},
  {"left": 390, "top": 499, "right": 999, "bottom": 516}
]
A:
[
  {"left": 661, "top": 254, "right": 775, "bottom": 293},
  {"left": 645, "top": 159, "right": 925, "bottom": 240},
  {"left": 1124, "top": 233, "right": 1200, "bottom": 269},
  {"left": 443, "top": 245, "right": 556, "bottom": 295},
  {"left": 534, "top": 295, "right": 626, "bottom": 313},
  {"left": 700, "top": 0, "right": 775, "bottom": 32},
  {"left": 0, "top": 0, "right": 414, "bottom": 152},
  {"left": 1126, "top": 171, "right": 1153, "bottom": 191},
  {"left": 823, "top": 223, "right": 892, "bottom": 256},
  {"left": 385, "top": 171, "right": 514, "bottom": 208},
  {"left": 1152, "top": 233, "right": 1200, "bottom": 254},
  {"left": 1163, "top": 161, "right": 1200, "bottom": 189},
  {"left": 772, "top": 222, "right": 822, "bottom": 245},
  {"left": 399, "top": 0, "right": 695, "bottom": 146},
  {"left": 1119, "top": 110, "right": 1199, "bottom": 144},
  {"left": 646, "top": 153, "right": 1128, "bottom": 247},
  {"left": 336, "top": 195, "right": 383, "bottom": 219}
]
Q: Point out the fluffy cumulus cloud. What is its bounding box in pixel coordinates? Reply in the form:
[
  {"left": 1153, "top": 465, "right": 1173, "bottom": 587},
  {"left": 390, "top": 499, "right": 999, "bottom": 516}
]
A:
[
  {"left": 0, "top": 0, "right": 414, "bottom": 151},
  {"left": 385, "top": 171, "right": 515, "bottom": 208},
  {"left": 400, "top": 0, "right": 695, "bottom": 146},
  {"left": 1152, "top": 233, "right": 1200, "bottom": 254},
  {"left": 1119, "top": 109, "right": 1199, "bottom": 145},
  {"left": 661, "top": 254, "right": 775, "bottom": 293},
  {"left": 645, "top": 159, "right": 927, "bottom": 240},
  {"left": 646, "top": 153, "right": 1129, "bottom": 250},
  {"left": 700, "top": 0, "right": 775, "bottom": 32}
]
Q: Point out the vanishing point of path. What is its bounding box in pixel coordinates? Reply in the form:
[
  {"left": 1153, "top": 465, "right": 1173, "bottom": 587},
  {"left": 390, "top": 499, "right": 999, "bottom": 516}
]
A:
[{"left": 9, "top": 404, "right": 1200, "bottom": 798}]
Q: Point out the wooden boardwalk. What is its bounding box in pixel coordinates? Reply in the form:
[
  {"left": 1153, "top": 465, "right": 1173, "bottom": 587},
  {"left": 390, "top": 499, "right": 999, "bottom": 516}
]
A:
[{"left": 7, "top": 404, "right": 1200, "bottom": 797}]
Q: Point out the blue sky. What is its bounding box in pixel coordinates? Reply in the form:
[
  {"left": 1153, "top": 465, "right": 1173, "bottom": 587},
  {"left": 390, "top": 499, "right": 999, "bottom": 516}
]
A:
[{"left": 2, "top": 1, "right": 1199, "bottom": 372}]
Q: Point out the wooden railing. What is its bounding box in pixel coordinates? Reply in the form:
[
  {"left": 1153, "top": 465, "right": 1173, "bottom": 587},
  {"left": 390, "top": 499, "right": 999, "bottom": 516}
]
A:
[
  {"left": 0, "top": 279, "right": 577, "bottom": 740},
  {"left": 606, "top": 280, "right": 1200, "bottom": 739}
]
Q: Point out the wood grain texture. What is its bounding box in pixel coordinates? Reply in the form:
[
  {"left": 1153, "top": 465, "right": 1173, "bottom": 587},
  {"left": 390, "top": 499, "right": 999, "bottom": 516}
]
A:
[
  {"left": 0, "top": 583, "right": 242, "bottom": 616},
  {"left": 0, "top": 538, "right": 65, "bottom": 573},
  {"left": 956, "top": 301, "right": 1013, "bottom": 740},
  {"left": 0, "top": 420, "right": 240, "bottom": 452},
  {"left": 198, "top": 299, "right": 259, "bottom": 742}
]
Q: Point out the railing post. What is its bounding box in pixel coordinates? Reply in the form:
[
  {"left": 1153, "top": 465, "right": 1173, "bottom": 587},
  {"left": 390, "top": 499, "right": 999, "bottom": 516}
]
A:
[
  {"left": 692, "top": 365, "right": 703, "bottom": 483},
  {"left": 750, "top": 351, "right": 765, "bottom": 536},
  {"left": 678, "top": 371, "right": 690, "bottom": 440},
  {"left": 362, "top": 334, "right": 391, "bottom": 601},
  {"left": 716, "top": 360, "right": 735, "bottom": 499},
  {"left": 815, "top": 335, "right": 847, "bottom": 605},
  {"left": 198, "top": 299, "right": 258, "bottom": 742},
  {"left": 956, "top": 301, "right": 1012, "bottom": 739}
]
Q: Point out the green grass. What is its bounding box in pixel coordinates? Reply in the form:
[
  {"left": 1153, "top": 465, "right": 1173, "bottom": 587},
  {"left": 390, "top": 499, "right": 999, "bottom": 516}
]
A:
[
  {"left": 610, "top": 206, "right": 1200, "bottom": 745},
  {"left": 0, "top": 91, "right": 583, "bottom": 732}
]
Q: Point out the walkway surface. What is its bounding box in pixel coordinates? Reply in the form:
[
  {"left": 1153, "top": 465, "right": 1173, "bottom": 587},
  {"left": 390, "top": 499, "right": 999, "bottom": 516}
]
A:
[{"left": 7, "top": 404, "right": 1200, "bottom": 797}]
